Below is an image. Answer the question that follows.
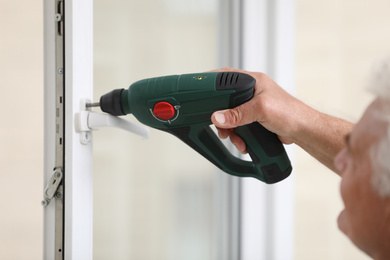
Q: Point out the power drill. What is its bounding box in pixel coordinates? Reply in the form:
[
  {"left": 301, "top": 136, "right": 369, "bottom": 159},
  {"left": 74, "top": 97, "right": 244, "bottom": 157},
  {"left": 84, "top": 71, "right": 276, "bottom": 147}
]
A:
[{"left": 89, "top": 72, "right": 292, "bottom": 184}]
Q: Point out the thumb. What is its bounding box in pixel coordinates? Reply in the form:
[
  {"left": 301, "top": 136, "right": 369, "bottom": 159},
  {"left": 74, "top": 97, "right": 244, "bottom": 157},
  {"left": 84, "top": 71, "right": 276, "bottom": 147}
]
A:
[{"left": 211, "top": 103, "right": 257, "bottom": 129}]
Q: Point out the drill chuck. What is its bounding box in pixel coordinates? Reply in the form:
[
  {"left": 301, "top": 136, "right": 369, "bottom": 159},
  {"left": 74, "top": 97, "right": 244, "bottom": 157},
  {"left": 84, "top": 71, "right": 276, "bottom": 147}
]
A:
[{"left": 99, "top": 88, "right": 125, "bottom": 116}]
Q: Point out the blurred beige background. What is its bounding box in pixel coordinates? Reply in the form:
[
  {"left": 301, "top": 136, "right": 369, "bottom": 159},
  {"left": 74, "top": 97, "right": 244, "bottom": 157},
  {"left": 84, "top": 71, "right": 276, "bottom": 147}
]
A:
[
  {"left": 1, "top": 0, "right": 389, "bottom": 259},
  {"left": 294, "top": 1, "right": 390, "bottom": 259},
  {"left": 0, "top": 0, "right": 43, "bottom": 259}
]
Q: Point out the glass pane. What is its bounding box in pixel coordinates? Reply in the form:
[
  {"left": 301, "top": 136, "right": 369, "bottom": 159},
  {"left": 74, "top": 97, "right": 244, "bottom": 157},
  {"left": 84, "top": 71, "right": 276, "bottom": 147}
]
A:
[
  {"left": 295, "top": 1, "right": 390, "bottom": 260},
  {"left": 93, "top": 0, "right": 218, "bottom": 259}
]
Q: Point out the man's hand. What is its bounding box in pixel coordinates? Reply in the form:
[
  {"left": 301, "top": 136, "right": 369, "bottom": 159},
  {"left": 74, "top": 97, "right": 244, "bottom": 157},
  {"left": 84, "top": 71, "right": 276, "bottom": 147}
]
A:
[
  {"left": 211, "top": 68, "right": 304, "bottom": 152},
  {"left": 210, "top": 68, "right": 353, "bottom": 173}
]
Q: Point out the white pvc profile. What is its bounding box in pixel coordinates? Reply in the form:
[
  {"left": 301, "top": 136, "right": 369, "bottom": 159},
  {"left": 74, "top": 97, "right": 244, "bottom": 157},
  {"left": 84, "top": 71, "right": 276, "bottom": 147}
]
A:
[
  {"left": 216, "top": 0, "right": 295, "bottom": 259},
  {"left": 43, "top": 0, "right": 94, "bottom": 259},
  {"left": 214, "top": 1, "right": 243, "bottom": 259},
  {"left": 240, "top": 0, "right": 295, "bottom": 260},
  {"left": 64, "top": 0, "right": 94, "bottom": 258}
]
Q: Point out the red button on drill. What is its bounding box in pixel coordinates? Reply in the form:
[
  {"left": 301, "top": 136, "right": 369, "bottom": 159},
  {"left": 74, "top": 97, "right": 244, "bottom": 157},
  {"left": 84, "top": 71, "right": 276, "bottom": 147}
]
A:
[{"left": 153, "top": 101, "right": 175, "bottom": 120}]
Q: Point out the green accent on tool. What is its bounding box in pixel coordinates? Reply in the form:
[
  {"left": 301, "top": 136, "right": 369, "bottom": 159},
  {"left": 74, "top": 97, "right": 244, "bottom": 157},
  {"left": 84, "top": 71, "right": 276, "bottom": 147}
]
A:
[{"left": 97, "top": 72, "right": 292, "bottom": 184}]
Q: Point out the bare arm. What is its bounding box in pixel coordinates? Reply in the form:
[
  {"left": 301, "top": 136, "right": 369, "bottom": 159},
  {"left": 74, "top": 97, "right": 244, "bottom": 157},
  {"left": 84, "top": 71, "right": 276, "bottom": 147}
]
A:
[
  {"left": 211, "top": 68, "right": 354, "bottom": 175},
  {"left": 290, "top": 106, "right": 353, "bottom": 174}
]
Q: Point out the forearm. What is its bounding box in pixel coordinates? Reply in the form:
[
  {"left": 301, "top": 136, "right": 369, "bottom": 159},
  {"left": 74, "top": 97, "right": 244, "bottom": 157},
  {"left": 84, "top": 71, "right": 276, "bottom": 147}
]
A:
[{"left": 292, "top": 105, "right": 354, "bottom": 175}]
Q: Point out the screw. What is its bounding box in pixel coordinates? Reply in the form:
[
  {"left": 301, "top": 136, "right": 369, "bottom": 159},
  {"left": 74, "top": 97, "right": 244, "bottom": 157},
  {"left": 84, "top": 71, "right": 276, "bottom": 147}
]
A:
[
  {"left": 55, "top": 13, "right": 62, "bottom": 22},
  {"left": 56, "top": 192, "right": 62, "bottom": 199},
  {"left": 41, "top": 200, "right": 49, "bottom": 207},
  {"left": 58, "top": 68, "right": 63, "bottom": 74}
]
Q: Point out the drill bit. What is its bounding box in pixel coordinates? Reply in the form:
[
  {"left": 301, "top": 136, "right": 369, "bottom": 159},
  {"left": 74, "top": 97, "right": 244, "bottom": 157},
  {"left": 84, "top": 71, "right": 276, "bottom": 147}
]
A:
[{"left": 86, "top": 102, "right": 100, "bottom": 108}]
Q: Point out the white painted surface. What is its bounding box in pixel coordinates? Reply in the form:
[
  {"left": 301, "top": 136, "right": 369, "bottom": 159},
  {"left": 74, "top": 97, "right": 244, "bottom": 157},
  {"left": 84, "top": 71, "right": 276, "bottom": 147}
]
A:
[{"left": 63, "top": 0, "right": 94, "bottom": 259}]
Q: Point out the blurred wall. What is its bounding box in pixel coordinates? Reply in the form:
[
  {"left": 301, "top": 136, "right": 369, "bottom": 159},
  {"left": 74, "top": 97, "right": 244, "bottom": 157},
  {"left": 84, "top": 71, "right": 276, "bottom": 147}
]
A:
[
  {"left": 295, "top": 0, "right": 390, "bottom": 259},
  {"left": 0, "top": 0, "right": 43, "bottom": 259}
]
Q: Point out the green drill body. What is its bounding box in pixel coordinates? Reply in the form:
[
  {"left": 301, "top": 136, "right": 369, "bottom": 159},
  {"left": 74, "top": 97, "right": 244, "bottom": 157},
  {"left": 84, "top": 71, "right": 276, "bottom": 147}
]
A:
[{"left": 99, "top": 72, "right": 292, "bottom": 184}]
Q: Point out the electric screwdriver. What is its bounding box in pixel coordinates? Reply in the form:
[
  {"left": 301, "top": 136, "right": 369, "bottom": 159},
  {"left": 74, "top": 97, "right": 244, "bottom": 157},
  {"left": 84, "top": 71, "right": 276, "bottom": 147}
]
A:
[{"left": 90, "top": 72, "right": 292, "bottom": 184}]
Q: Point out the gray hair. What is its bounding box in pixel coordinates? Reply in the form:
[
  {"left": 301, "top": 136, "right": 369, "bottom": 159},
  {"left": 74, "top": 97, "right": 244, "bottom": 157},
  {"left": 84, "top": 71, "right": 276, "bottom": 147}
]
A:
[{"left": 368, "top": 57, "right": 390, "bottom": 197}]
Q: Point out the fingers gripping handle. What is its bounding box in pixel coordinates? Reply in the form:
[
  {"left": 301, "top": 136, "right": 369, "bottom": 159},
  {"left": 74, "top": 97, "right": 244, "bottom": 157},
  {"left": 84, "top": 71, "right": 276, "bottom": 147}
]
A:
[
  {"left": 165, "top": 124, "right": 291, "bottom": 183},
  {"left": 214, "top": 72, "right": 291, "bottom": 182},
  {"left": 234, "top": 122, "right": 292, "bottom": 183}
]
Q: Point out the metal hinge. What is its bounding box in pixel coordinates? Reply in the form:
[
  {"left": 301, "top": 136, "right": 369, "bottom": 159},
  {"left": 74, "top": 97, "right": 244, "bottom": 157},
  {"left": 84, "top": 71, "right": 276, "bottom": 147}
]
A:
[{"left": 42, "top": 168, "right": 63, "bottom": 207}]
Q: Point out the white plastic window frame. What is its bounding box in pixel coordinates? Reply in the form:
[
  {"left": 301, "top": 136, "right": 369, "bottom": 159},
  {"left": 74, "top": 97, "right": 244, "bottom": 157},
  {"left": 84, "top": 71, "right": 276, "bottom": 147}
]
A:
[
  {"left": 216, "top": 1, "right": 295, "bottom": 259},
  {"left": 43, "top": 0, "right": 93, "bottom": 259},
  {"left": 240, "top": 1, "right": 295, "bottom": 260},
  {"left": 43, "top": 0, "right": 294, "bottom": 259}
]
